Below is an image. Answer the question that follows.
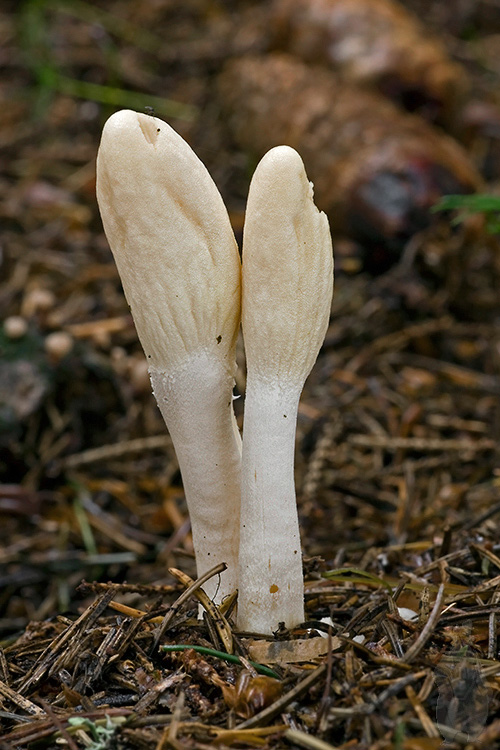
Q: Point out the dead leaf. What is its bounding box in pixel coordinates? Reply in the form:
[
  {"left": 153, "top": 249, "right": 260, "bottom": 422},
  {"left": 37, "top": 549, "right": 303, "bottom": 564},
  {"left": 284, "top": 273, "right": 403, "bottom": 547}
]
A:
[{"left": 244, "top": 637, "right": 341, "bottom": 665}]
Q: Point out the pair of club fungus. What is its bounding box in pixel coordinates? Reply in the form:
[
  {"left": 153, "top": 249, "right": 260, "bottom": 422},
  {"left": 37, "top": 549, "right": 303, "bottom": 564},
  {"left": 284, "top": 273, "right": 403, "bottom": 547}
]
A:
[{"left": 96, "top": 110, "right": 333, "bottom": 635}]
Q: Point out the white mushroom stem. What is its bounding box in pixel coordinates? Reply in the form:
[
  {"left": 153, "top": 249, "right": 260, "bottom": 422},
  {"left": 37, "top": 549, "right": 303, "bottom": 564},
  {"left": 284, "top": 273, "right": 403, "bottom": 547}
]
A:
[
  {"left": 96, "top": 110, "right": 241, "bottom": 603},
  {"left": 239, "top": 380, "right": 303, "bottom": 631},
  {"left": 150, "top": 354, "right": 241, "bottom": 600},
  {"left": 239, "top": 146, "right": 333, "bottom": 634}
]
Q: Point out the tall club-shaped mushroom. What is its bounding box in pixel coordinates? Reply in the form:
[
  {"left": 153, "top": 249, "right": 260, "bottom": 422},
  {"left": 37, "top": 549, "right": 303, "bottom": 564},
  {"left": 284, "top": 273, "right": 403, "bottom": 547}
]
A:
[
  {"left": 96, "top": 110, "right": 242, "bottom": 603},
  {"left": 239, "top": 146, "right": 333, "bottom": 634}
]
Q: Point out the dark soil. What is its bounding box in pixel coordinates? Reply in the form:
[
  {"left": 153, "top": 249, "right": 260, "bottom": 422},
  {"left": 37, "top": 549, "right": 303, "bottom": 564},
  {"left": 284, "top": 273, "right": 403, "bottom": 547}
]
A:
[{"left": 1, "top": 1, "right": 500, "bottom": 748}]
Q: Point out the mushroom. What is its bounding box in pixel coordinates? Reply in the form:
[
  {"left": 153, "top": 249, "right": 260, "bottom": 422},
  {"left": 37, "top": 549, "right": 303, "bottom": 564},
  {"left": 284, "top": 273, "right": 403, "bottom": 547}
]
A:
[
  {"left": 238, "top": 146, "right": 333, "bottom": 634},
  {"left": 96, "top": 110, "right": 242, "bottom": 603}
]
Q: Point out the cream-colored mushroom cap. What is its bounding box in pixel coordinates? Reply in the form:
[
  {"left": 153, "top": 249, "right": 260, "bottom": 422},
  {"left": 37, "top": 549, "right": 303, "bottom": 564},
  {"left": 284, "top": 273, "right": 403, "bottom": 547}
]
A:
[
  {"left": 96, "top": 109, "right": 241, "bottom": 372},
  {"left": 242, "top": 145, "right": 333, "bottom": 385}
]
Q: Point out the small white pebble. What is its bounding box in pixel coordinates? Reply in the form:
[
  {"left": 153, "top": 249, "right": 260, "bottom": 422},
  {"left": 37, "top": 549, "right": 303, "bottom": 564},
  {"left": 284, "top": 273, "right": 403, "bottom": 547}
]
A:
[
  {"left": 92, "top": 330, "right": 111, "bottom": 349},
  {"left": 45, "top": 331, "right": 74, "bottom": 361},
  {"left": 317, "top": 616, "right": 335, "bottom": 637},
  {"left": 4, "top": 315, "right": 28, "bottom": 339},
  {"left": 397, "top": 606, "right": 419, "bottom": 622},
  {"left": 110, "top": 346, "right": 128, "bottom": 376},
  {"left": 129, "top": 356, "right": 151, "bottom": 393},
  {"left": 22, "top": 288, "right": 56, "bottom": 317}
]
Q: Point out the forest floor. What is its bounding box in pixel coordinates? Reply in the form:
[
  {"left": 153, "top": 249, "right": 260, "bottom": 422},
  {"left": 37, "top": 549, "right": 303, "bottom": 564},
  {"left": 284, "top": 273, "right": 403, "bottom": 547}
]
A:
[{"left": 1, "top": 1, "right": 500, "bottom": 748}]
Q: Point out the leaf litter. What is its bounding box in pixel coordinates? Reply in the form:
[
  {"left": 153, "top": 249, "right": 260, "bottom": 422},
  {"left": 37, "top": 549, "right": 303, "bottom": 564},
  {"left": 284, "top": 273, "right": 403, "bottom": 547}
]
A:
[{"left": 1, "top": 0, "right": 500, "bottom": 747}]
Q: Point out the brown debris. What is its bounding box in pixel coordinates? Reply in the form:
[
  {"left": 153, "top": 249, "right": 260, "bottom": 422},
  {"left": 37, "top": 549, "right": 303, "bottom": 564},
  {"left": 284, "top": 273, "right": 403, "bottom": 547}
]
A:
[{"left": 1, "top": 0, "right": 500, "bottom": 747}]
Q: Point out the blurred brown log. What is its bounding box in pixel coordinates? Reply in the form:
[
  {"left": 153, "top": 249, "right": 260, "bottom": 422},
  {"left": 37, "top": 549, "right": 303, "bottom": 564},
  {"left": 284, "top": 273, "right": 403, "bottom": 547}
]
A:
[
  {"left": 271, "top": 0, "right": 468, "bottom": 126},
  {"left": 218, "top": 54, "right": 482, "bottom": 264}
]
